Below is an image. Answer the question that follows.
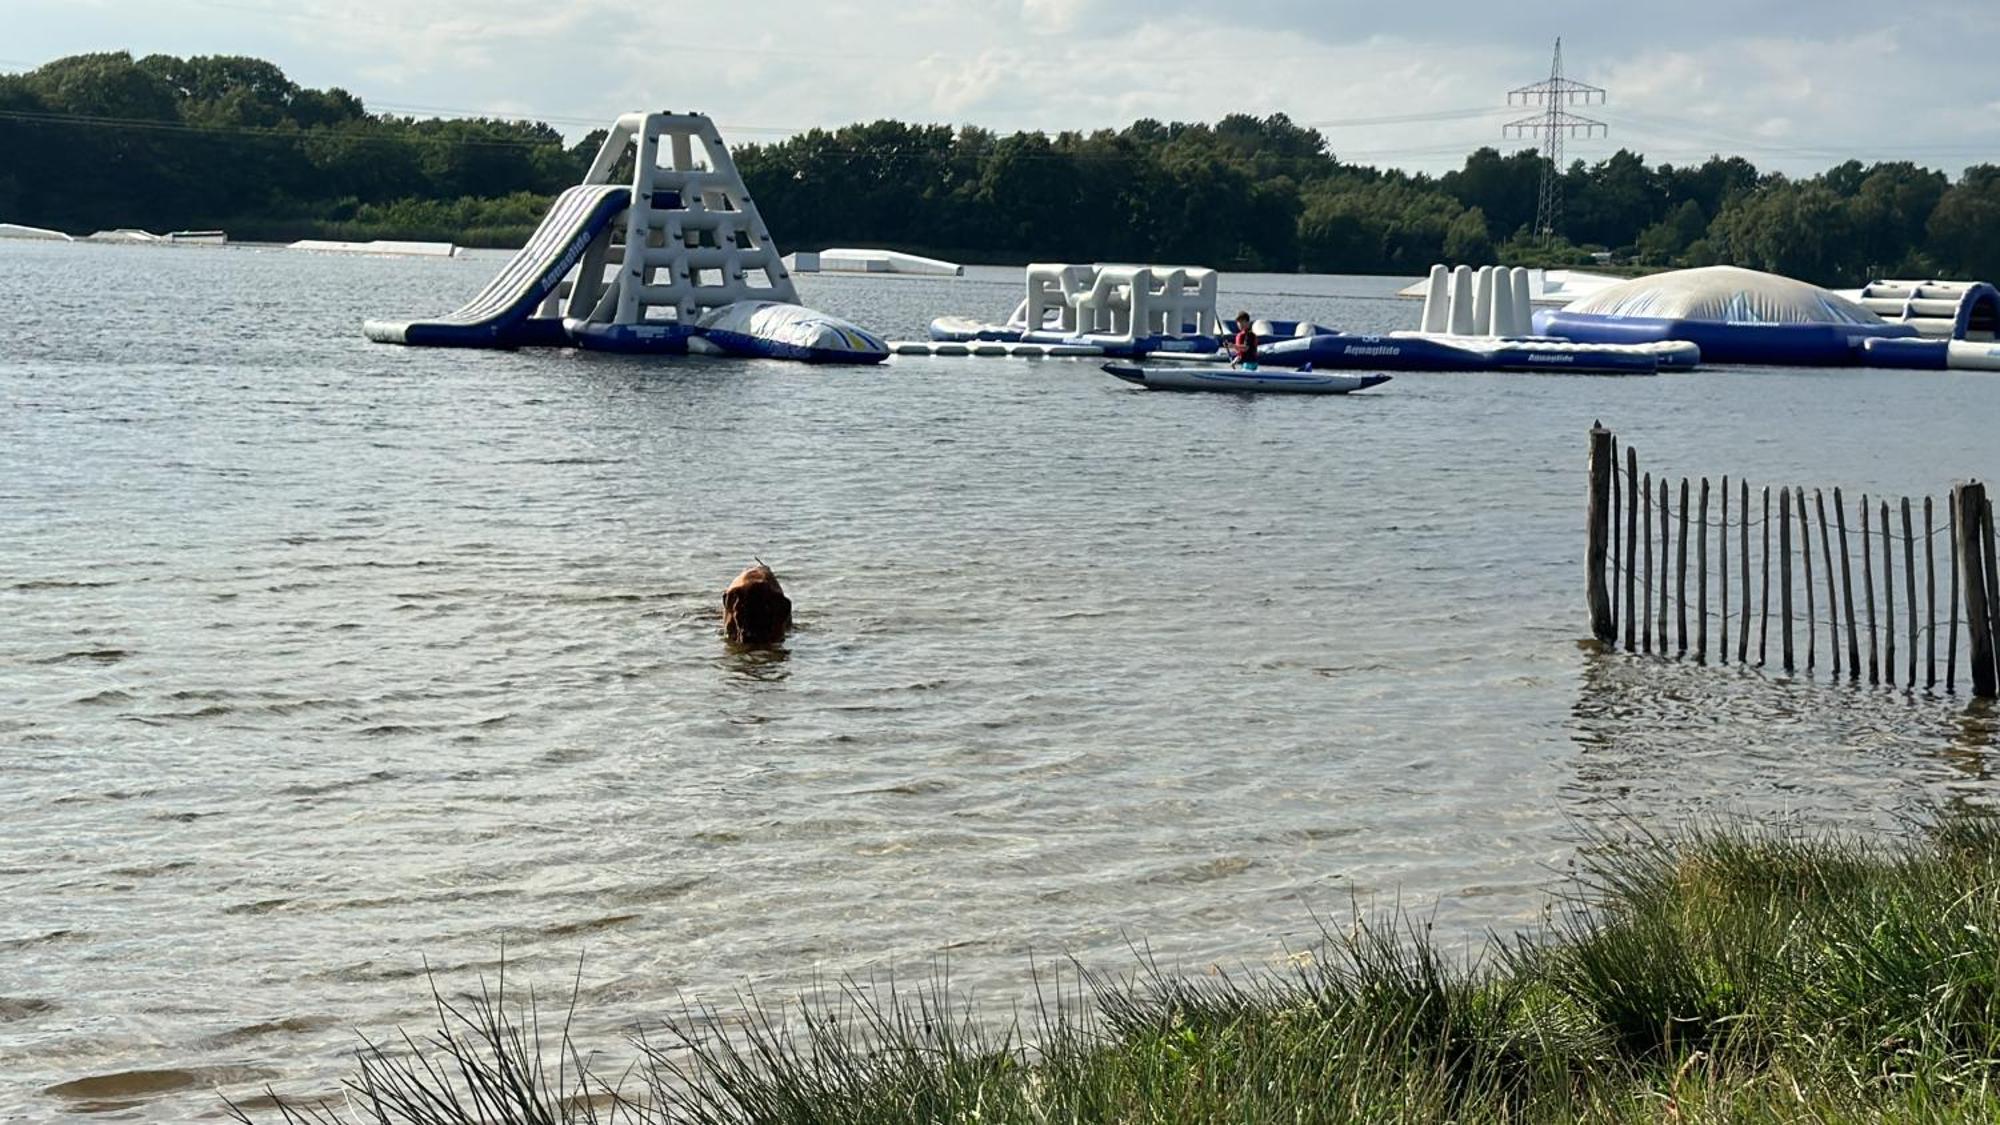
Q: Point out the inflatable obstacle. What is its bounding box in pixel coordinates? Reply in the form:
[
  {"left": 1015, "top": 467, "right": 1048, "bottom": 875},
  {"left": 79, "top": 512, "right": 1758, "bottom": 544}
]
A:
[
  {"left": 364, "top": 112, "right": 887, "bottom": 364},
  {"left": 927, "top": 262, "right": 1223, "bottom": 356},
  {"left": 1839, "top": 279, "right": 2000, "bottom": 340},
  {"left": 1858, "top": 337, "right": 2000, "bottom": 371},
  {"left": 1536, "top": 265, "right": 1918, "bottom": 366}
]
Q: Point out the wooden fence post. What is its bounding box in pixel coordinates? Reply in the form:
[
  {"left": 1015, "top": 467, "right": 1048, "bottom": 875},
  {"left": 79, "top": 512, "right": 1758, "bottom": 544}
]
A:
[
  {"left": 1925, "top": 497, "right": 1937, "bottom": 690},
  {"left": 1721, "top": 476, "right": 1731, "bottom": 663},
  {"left": 1698, "top": 478, "right": 1710, "bottom": 663},
  {"left": 1798, "top": 487, "right": 1815, "bottom": 673},
  {"left": 1863, "top": 497, "right": 1879, "bottom": 685},
  {"left": 1740, "top": 479, "right": 1751, "bottom": 664},
  {"left": 1625, "top": 446, "right": 1639, "bottom": 653},
  {"left": 1903, "top": 498, "right": 1918, "bottom": 690},
  {"left": 1643, "top": 472, "right": 1654, "bottom": 653},
  {"left": 1780, "top": 486, "right": 1795, "bottom": 672},
  {"left": 1955, "top": 482, "right": 1995, "bottom": 698},
  {"left": 1760, "top": 486, "right": 1771, "bottom": 666},
  {"left": 1587, "top": 425, "right": 1615, "bottom": 642},
  {"left": 1836, "top": 488, "right": 1859, "bottom": 680},
  {"left": 1817, "top": 490, "right": 1839, "bottom": 679},
  {"left": 1678, "top": 478, "right": 1691, "bottom": 655},
  {"left": 1659, "top": 477, "right": 1671, "bottom": 649},
  {"left": 1985, "top": 497, "right": 1999, "bottom": 694},
  {"left": 1883, "top": 499, "right": 1896, "bottom": 688},
  {"left": 1949, "top": 500, "right": 1960, "bottom": 693}
]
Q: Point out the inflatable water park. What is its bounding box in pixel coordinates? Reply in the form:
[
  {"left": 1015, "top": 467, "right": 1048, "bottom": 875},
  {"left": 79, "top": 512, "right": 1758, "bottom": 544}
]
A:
[
  {"left": 363, "top": 111, "right": 890, "bottom": 364},
  {"left": 340, "top": 107, "right": 1999, "bottom": 380}
]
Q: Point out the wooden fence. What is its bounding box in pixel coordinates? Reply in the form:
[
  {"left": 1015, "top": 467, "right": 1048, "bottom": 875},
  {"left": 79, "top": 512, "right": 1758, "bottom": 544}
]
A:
[{"left": 1586, "top": 424, "right": 1999, "bottom": 698}]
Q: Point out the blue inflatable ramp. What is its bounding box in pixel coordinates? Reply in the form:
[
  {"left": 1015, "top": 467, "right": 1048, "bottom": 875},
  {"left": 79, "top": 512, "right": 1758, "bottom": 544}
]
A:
[{"left": 363, "top": 184, "right": 630, "bottom": 348}]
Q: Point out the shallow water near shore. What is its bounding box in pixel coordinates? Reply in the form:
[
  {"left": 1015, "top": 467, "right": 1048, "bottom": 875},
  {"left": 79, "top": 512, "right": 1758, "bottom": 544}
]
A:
[{"left": 3, "top": 242, "right": 1999, "bottom": 1120}]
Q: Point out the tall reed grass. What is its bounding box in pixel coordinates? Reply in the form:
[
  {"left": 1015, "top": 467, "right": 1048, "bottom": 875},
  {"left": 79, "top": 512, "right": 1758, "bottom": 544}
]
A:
[{"left": 231, "top": 813, "right": 2000, "bottom": 1123}]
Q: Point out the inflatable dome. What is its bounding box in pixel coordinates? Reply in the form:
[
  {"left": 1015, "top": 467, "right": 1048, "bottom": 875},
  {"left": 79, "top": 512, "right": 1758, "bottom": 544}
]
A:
[{"left": 1535, "top": 265, "right": 1919, "bottom": 365}]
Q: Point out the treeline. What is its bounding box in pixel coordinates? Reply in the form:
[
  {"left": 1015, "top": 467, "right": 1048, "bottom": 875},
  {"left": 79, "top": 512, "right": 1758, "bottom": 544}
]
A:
[
  {"left": 4, "top": 51, "right": 1999, "bottom": 283},
  {"left": 0, "top": 52, "right": 591, "bottom": 245}
]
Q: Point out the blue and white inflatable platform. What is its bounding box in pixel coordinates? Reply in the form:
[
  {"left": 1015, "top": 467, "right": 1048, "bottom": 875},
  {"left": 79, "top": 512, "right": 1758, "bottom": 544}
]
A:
[{"left": 1535, "top": 266, "right": 1918, "bottom": 366}]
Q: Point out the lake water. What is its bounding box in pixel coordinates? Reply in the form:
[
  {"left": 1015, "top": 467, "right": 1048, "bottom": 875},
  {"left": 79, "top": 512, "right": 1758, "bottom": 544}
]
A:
[{"left": 3, "top": 242, "right": 1998, "bottom": 1120}]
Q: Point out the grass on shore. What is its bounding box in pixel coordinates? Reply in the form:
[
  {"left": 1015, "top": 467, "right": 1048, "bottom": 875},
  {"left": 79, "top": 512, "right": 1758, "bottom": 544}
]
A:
[{"left": 232, "top": 812, "right": 2000, "bottom": 1123}]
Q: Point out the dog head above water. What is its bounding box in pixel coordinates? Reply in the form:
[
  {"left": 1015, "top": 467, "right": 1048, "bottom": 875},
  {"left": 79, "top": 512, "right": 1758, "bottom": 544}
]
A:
[{"left": 722, "top": 563, "right": 792, "bottom": 646}]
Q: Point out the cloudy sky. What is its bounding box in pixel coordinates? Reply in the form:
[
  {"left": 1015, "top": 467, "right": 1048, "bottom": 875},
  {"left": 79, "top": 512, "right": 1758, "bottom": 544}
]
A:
[{"left": 10, "top": 0, "right": 2000, "bottom": 176}]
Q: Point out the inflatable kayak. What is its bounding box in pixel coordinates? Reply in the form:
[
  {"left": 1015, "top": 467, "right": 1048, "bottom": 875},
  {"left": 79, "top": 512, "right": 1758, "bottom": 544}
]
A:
[{"left": 1102, "top": 362, "right": 1390, "bottom": 395}]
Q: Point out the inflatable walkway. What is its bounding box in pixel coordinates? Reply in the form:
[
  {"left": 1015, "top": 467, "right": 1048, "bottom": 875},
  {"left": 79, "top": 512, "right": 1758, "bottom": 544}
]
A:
[{"left": 364, "top": 185, "right": 630, "bottom": 348}]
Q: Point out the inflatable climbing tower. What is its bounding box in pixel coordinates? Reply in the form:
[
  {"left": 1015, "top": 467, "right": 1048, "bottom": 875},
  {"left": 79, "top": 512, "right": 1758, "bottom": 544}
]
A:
[{"left": 364, "top": 111, "right": 884, "bottom": 362}]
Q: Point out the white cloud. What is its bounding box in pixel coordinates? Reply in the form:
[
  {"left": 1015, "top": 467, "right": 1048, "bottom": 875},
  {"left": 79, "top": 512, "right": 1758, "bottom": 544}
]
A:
[{"left": 13, "top": 0, "right": 2000, "bottom": 175}]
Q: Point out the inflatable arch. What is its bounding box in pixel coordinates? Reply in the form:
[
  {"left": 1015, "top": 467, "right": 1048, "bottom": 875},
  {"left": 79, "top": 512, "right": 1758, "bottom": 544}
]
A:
[{"left": 1844, "top": 279, "right": 2000, "bottom": 341}]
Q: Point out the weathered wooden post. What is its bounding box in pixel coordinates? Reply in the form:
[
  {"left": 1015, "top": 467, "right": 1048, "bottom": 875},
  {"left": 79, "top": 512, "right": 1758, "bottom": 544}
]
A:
[
  {"left": 1625, "top": 446, "right": 1639, "bottom": 653},
  {"left": 1678, "top": 478, "right": 1691, "bottom": 656},
  {"left": 1925, "top": 496, "right": 1937, "bottom": 690},
  {"left": 1659, "top": 477, "right": 1671, "bottom": 648},
  {"left": 1955, "top": 482, "right": 1995, "bottom": 698},
  {"left": 1836, "top": 488, "right": 1860, "bottom": 680},
  {"left": 1643, "top": 471, "right": 1654, "bottom": 653},
  {"left": 1883, "top": 499, "right": 1897, "bottom": 688},
  {"left": 1949, "top": 501, "right": 1960, "bottom": 693},
  {"left": 1779, "top": 486, "right": 1795, "bottom": 672},
  {"left": 1721, "top": 476, "right": 1731, "bottom": 663},
  {"left": 1609, "top": 436, "right": 1620, "bottom": 629},
  {"left": 1697, "top": 478, "right": 1710, "bottom": 663},
  {"left": 1798, "top": 487, "right": 1815, "bottom": 673},
  {"left": 1985, "top": 497, "right": 2000, "bottom": 694},
  {"left": 1903, "top": 497, "right": 1918, "bottom": 690},
  {"left": 1863, "top": 497, "right": 1879, "bottom": 685},
  {"left": 1817, "top": 490, "right": 1840, "bottom": 679},
  {"left": 1587, "top": 425, "right": 1615, "bottom": 642},
  {"left": 1740, "top": 479, "right": 1751, "bottom": 664},
  {"left": 1759, "top": 486, "right": 1771, "bottom": 666}
]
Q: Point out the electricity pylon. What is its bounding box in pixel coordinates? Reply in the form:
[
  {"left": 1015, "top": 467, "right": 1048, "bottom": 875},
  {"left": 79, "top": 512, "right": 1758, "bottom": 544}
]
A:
[{"left": 1504, "top": 38, "right": 1606, "bottom": 244}]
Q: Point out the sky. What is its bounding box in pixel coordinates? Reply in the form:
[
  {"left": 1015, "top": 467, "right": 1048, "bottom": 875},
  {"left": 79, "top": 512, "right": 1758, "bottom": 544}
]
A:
[{"left": 8, "top": 0, "right": 2000, "bottom": 176}]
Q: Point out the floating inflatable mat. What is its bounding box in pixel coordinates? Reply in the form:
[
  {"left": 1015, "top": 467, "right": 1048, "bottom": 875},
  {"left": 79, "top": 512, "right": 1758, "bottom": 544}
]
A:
[
  {"left": 891, "top": 341, "right": 1104, "bottom": 358},
  {"left": 696, "top": 301, "right": 889, "bottom": 364},
  {"left": 1860, "top": 337, "right": 2000, "bottom": 371}
]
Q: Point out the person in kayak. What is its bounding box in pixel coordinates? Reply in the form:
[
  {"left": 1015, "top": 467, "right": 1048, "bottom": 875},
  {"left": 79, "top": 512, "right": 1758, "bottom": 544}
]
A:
[{"left": 1228, "top": 311, "right": 1259, "bottom": 369}]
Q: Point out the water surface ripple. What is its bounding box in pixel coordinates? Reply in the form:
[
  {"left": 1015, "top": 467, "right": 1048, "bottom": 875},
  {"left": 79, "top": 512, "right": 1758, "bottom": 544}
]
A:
[{"left": 2, "top": 244, "right": 1997, "bottom": 1119}]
